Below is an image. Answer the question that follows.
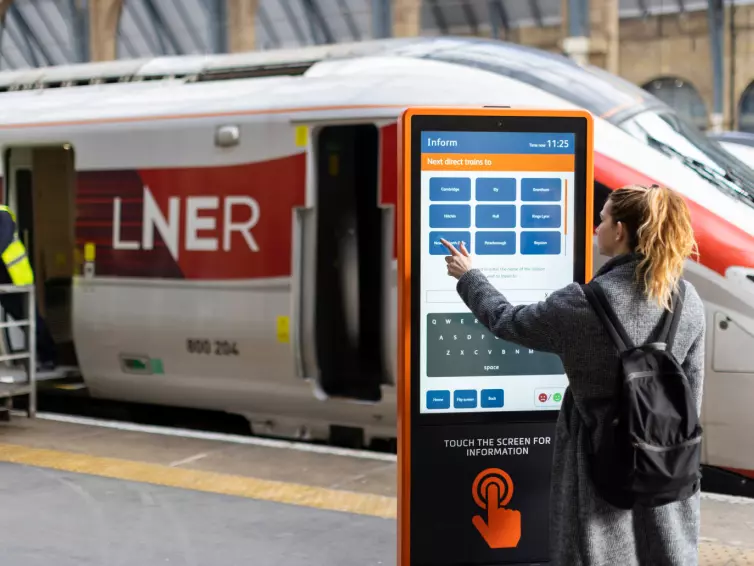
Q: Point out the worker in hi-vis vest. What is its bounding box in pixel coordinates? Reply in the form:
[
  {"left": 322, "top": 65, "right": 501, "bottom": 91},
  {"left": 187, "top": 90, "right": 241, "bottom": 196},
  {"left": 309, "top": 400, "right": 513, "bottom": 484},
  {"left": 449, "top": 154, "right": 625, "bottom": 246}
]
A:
[{"left": 0, "top": 205, "right": 57, "bottom": 370}]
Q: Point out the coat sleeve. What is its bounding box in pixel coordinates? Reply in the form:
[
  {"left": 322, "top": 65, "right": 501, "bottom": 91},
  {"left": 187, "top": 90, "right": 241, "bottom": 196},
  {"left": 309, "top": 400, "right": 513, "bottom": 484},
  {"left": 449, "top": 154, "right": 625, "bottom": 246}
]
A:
[{"left": 455, "top": 268, "right": 581, "bottom": 356}]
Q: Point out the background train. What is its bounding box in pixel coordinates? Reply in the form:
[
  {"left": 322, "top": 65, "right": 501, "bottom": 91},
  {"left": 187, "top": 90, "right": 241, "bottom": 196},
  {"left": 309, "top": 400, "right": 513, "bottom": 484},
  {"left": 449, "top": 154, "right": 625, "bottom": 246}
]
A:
[
  {"left": 708, "top": 130, "right": 754, "bottom": 165},
  {"left": 0, "top": 36, "right": 752, "bottom": 479}
]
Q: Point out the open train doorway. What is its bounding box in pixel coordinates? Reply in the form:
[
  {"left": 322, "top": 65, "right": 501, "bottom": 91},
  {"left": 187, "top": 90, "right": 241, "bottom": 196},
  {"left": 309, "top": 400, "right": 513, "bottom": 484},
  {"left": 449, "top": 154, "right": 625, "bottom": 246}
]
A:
[
  {"left": 313, "top": 124, "right": 386, "bottom": 402},
  {"left": 2, "top": 145, "right": 78, "bottom": 378}
]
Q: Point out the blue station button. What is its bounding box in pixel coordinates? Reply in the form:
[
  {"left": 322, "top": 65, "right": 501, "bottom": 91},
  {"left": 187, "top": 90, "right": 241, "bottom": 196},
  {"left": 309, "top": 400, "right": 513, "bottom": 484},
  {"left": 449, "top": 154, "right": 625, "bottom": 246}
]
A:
[
  {"left": 475, "top": 231, "right": 516, "bottom": 255},
  {"left": 521, "top": 231, "right": 561, "bottom": 255},
  {"left": 521, "top": 178, "right": 562, "bottom": 201},
  {"left": 429, "top": 204, "right": 471, "bottom": 229},
  {"left": 430, "top": 177, "right": 471, "bottom": 201},
  {"left": 476, "top": 178, "right": 516, "bottom": 201},
  {"left": 521, "top": 205, "right": 562, "bottom": 229},
  {"left": 427, "top": 390, "right": 450, "bottom": 409},
  {"left": 454, "top": 389, "right": 478, "bottom": 409},
  {"left": 481, "top": 389, "right": 505, "bottom": 408},
  {"left": 475, "top": 205, "right": 516, "bottom": 228},
  {"left": 429, "top": 231, "right": 471, "bottom": 255}
]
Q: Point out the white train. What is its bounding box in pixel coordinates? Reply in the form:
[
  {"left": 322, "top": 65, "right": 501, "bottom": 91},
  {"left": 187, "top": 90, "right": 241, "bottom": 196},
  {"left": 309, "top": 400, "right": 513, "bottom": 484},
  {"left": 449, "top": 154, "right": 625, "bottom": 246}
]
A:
[
  {"left": 708, "top": 131, "right": 754, "bottom": 166},
  {"left": 0, "top": 37, "right": 752, "bottom": 479}
]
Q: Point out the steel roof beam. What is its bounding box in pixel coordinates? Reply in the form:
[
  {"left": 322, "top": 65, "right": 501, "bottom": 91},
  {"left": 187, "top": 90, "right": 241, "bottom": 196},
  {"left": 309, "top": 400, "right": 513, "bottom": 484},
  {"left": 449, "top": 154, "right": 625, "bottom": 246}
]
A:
[
  {"left": 281, "top": 0, "right": 308, "bottom": 45},
  {"left": 301, "top": 0, "right": 334, "bottom": 44},
  {"left": 489, "top": 0, "right": 510, "bottom": 38},
  {"left": 6, "top": 4, "right": 44, "bottom": 66},
  {"left": 10, "top": 3, "right": 58, "bottom": 65},
  {"left": 141, "top": 0, "right": 184, "bottom": 55},
  {"left": 460, "top": 0, "right": 479, "bottom": 34},
  {"left": 125, "top": 0, "right": 163, "bottom": 55},
  {"left": 426, "top": 0, "right": 448, "bottom": 34},
  {"left": 167, "top": 0, "right": 206, "bottom": 52},
  {"left": 257, "top": 3, "right": 280, "bottom": 49},
  {"left": 28, "top": 0, "right": 73, "bottom": 62},
  {"left": 205, "top": 0, "right": 227, "bottom": 53},
  {"left": 337, "top": 0, "right": 360, "bottom": 40},
  {"left": 63, "top": 0, "right": 88, "bottom": 63},
  {"left": 529, "top": 0, "right": 543, "bottom": 27}
]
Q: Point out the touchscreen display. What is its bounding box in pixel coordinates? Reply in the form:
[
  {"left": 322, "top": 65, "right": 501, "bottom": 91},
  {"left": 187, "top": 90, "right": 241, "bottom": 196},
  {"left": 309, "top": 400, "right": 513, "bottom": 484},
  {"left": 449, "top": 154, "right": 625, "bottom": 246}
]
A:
[{"left": 419, "top": 131, "right": 576, "bottom": 414}]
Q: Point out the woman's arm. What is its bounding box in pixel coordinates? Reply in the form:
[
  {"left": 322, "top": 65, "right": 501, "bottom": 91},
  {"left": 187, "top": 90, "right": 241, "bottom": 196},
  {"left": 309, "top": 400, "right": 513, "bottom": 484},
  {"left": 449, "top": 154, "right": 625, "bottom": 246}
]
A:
[{"left": 456, "top": 268, "right": 579, "bottom": 356}]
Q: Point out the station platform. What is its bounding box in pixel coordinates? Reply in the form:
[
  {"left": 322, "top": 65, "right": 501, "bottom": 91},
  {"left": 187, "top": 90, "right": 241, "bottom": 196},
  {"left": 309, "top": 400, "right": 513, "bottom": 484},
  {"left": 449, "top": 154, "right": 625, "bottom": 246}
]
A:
[{"left": 0, "top": 414, "right": 752, "bottom": 565}]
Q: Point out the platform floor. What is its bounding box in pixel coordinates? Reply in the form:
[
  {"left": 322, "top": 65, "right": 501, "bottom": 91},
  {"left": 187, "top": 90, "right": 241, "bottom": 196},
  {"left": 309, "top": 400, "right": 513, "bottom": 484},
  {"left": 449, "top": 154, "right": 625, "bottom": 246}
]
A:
[{"left": 0, "top": 415, "right": 752, "bottom": 565}]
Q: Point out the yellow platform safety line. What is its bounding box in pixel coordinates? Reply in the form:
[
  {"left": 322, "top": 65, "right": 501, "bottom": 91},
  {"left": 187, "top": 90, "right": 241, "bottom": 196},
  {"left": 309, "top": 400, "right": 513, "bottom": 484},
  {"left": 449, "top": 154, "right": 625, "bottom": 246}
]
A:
[{"left": 0, "top": 443, "right": 397, "bottom": 520}]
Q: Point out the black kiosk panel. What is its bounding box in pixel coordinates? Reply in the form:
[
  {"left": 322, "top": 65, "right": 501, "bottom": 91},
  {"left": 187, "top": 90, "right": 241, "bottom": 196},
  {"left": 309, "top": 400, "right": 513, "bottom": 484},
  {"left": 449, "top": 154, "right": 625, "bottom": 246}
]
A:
[{"left": 397, "top": 108, "right": 594, "bottom": 566}]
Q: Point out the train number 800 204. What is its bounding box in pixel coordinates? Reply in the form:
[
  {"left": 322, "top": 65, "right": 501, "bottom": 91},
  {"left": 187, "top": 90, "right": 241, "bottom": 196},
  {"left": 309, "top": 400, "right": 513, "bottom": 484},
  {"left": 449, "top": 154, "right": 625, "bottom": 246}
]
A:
[{"left": 187, "top": 339, "right": 239, "bottom": 356}]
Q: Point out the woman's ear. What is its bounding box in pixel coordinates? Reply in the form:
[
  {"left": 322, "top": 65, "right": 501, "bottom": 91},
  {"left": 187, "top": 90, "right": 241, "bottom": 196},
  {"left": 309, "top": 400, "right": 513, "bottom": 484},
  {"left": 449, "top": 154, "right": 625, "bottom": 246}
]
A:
[{"left": 615, "top": 220, "right": 625, "bottom": 243}]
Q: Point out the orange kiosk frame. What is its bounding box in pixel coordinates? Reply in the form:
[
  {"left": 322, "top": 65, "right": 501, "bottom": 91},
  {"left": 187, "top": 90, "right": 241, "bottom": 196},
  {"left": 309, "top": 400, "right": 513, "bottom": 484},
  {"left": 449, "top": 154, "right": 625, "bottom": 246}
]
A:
[{"left": 397, "top": 107, "right": 594, "bottom": 566}]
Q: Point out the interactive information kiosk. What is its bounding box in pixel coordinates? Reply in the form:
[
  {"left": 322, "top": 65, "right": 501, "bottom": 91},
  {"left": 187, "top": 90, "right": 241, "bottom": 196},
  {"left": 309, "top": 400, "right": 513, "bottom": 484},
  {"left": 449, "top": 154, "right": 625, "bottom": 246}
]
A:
[{"left": 397, "top": 107, "right": 593, "bottom": 566}]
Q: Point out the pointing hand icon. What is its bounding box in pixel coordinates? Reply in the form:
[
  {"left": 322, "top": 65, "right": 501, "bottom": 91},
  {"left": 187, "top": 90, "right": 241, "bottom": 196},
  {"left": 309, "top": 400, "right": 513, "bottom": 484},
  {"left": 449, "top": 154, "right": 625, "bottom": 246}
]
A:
[{"left": 472, "top": 478, "right": 522, "bottom": 549}]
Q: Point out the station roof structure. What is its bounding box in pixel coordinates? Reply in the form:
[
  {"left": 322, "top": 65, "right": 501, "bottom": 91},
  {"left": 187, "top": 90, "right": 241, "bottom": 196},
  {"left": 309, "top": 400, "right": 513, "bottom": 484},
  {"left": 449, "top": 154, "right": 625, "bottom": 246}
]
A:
[{"left": 0, "top": 0, "right": 747, "bottom": 70}]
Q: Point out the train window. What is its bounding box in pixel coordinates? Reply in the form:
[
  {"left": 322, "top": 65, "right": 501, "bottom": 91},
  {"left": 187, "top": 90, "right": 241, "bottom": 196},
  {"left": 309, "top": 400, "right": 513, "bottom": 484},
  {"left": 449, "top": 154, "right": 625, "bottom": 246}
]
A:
[
  {"left": 420, "top": 39, "right": 650, "bottom": 119},
  {"left": 409, "top": 37, "right": 754, "bottom": 208},
  {"left": 623, "top": 110, "right": 754, "bottom": 207}
]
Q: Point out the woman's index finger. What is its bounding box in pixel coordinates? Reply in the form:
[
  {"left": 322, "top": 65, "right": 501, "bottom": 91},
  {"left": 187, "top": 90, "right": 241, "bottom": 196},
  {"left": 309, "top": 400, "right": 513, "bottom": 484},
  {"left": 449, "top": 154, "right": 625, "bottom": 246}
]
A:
[{"left": 439, "top": 238, "right": 460, "bottom": 256}]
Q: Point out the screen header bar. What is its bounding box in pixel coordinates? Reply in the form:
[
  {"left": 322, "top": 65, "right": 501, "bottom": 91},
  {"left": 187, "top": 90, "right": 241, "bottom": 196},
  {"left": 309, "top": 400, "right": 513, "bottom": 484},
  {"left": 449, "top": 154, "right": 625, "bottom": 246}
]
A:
[{"left": 420, "top": 131, "right": 575, "bottom": 155}]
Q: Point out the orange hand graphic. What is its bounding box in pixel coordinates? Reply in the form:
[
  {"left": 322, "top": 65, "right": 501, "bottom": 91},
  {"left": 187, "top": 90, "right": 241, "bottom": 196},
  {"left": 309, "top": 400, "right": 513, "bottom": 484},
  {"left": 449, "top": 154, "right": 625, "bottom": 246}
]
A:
[{"left": 472, "top": 479, "right": 522, "bottom": 548}]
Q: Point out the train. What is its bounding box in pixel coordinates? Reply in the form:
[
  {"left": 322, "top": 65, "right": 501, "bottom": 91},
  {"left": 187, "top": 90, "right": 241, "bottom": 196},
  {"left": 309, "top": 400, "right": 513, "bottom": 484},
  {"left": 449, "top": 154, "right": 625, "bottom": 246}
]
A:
[
  {"left": 708, "top": 131, "right": 754, "bottom": 165},
  {"left": 0, "top": 36, "right": 752, "bottom": 479}
]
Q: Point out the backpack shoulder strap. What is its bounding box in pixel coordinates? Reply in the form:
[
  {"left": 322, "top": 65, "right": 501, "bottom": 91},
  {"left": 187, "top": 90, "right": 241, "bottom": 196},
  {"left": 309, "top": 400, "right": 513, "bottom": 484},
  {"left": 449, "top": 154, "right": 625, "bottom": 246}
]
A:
[
  {"left": 581, "top": 281, "right": 634, "bottom": 352},
  {"left": 657, "top": 280, "right": 686, "bottom": 350}
]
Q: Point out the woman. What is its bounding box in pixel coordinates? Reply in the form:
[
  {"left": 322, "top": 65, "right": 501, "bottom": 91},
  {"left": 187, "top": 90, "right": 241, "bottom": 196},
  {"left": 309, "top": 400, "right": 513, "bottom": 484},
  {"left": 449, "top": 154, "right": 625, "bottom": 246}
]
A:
[{"left": 441, "top": 184, "right": 705, "bottom": 566}]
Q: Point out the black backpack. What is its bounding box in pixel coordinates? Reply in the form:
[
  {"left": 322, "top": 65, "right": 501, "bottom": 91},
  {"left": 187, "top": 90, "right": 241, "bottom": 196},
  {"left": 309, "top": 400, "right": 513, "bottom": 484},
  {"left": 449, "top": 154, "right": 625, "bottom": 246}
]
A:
[{"left": 580, "top": 279, "right": 703, "bottom": 509}]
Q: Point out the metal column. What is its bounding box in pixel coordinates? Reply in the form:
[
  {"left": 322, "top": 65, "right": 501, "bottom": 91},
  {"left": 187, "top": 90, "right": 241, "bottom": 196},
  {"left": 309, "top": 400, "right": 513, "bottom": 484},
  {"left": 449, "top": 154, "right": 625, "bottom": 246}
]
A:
[
  {"left": 562, "top": 0, "right": 590, "bottom": 65},
  {"left": 707, "top": 0, "right": 724, "bottom": 131},
  {"left": 372, "top": 0, "right": 391, "bottom": 38}
]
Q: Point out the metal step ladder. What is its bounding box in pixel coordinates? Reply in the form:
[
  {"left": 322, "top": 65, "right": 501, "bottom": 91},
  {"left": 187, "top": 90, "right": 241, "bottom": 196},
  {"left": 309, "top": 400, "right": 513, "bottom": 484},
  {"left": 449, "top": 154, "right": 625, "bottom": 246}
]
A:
[{"left": 0, "top": 284, "right": 36, "bottom": 421}]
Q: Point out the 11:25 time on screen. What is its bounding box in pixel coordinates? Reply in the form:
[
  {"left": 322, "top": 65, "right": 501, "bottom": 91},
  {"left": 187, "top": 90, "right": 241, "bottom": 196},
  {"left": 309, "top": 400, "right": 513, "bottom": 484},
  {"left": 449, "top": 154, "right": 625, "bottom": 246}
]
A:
[{"left": 546, "top": 139, "right": 570, "bottom": 148}]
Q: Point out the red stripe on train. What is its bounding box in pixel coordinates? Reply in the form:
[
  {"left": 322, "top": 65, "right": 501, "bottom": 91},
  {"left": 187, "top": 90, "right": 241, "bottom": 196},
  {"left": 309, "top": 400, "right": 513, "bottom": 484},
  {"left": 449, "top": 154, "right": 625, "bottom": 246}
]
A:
[
  {"left": 594, "top": 152, "right": 754, "bottom": 276},
  {"left": 722, "top": 467, "right": 754, "bottom": 480}
]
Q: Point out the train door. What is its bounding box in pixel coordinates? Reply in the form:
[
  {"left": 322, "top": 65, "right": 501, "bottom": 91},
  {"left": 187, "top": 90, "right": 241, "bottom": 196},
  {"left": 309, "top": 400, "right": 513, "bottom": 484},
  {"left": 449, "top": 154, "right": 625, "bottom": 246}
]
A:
[
  {"left": 298, "top": 123, "right": 388, "bottom": 402},
  {"left": 2, "top": 145, "right": 78, "bottom": 372}
]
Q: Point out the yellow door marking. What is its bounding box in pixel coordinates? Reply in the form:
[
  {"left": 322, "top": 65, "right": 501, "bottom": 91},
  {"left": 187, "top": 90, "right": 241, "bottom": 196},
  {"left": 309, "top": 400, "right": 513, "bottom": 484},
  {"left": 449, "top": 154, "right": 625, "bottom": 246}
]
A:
[
  {"left": 84, "top": 242, "right": 96, "bottom": 262},
  {"left": 0, "top": 443, "right": 397, "bottom": 519},
  {"left": 276, "top": 315, "right": 290, "bottom": 343},
  {"left": 294, "top": 125, "right": 308, "bottom": 147}
]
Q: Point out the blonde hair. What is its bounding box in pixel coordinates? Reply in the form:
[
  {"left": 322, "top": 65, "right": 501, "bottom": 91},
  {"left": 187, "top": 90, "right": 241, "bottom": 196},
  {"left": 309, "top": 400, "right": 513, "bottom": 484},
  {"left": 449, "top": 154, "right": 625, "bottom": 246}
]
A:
[{"left": 608, "top": 184, "right": 698, "bottom": 310}]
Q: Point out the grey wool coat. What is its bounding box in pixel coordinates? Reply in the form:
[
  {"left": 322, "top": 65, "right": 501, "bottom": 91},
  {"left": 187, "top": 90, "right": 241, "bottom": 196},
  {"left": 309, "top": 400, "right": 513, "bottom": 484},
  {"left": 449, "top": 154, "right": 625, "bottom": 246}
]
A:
[{"left": 456, "top": 252, "right": 706, "bottom": 566}]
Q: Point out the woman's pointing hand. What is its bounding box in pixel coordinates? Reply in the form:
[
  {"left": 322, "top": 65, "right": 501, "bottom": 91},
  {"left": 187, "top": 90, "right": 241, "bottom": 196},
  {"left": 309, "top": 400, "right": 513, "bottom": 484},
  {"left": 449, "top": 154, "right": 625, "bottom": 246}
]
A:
[{"left": 440, "top": 238, "right": 473, "bottom": 280}]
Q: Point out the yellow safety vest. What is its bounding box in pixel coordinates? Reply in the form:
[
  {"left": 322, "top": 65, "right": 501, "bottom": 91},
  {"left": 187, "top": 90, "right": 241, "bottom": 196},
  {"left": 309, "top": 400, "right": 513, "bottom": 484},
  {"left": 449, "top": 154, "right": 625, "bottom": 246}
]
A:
[{"left": 0, "top": 205, "right": 34, "bottom": 285}]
